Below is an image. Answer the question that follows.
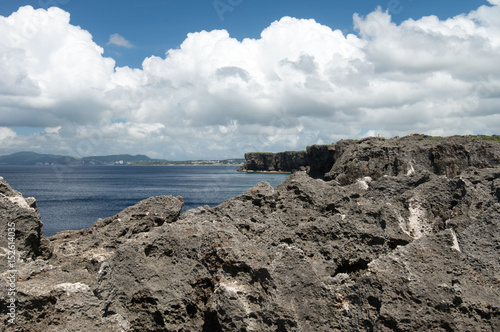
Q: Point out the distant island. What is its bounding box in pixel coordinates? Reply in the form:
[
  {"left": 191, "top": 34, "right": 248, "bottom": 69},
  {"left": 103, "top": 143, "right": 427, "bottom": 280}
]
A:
[{"left": 0, "top": 151, "right": 244, "bottom": 166}]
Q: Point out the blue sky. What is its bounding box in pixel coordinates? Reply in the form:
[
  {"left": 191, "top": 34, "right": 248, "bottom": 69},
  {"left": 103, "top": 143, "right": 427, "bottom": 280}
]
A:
[
  {"left": 0, "top": 0, "right": 489, "bottom": 68},
  {"left": 0, "top": 0, "right": 499, "bottom": 159}
]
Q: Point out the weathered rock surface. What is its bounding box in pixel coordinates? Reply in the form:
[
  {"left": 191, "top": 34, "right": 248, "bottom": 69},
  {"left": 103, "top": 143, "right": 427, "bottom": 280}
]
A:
[
  {"left": 238, "top": 145, "right": 336, "bottom": 176},
  {"left": 1, "top": 135, "right": 500, "bottom": 331},
  {"left": 324, "top": 135, "right": 500, "bottom": 185},
  {"left": 237, "top": 151, "right": 310, "bottom": 173},
  {"left": 239, "top": 135, "right": 500, "bottom": 183},
  {"left": 0, "top": 177, "right": 45, "bottom": 262}
]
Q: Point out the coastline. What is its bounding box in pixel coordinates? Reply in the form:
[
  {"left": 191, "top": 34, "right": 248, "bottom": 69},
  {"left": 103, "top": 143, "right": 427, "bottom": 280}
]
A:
[{"left": 237, "top": 169, "right": 292, "bottom": 174}]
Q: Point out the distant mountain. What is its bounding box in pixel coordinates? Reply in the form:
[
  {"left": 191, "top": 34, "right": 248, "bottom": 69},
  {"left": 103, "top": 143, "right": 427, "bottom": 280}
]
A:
[
  {"left": 0, "top": 152, "right": 76, "bottom": 165},
  {"left": 0, "top": 151, "right": 244, "bottom": 166},
  {"left": 0, "top": 152, "right": 150, "bottom": 165}
]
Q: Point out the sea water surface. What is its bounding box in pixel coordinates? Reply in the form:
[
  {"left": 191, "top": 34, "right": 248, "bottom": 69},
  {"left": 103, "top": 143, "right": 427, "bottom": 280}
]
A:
[{"left": 0, "top": 165, "right": 289, "bottom": 237}]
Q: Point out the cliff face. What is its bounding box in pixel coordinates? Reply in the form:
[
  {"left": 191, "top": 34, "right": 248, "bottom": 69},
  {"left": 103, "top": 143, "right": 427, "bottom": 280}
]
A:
[
  {"left": 324, "top": 135, "right": 500, "bottom": 185},
  {"left": 238, "top": 151, "right": 310, "bottom": 173},
  {"left": 1, "top": 135, "right": 500, "bottom": 331},
  {"left": 240, "top": 135, "right": 500, "bottom": 182},
  {"left": 306, "top": 144, "right": 336, "bottom": 178},
  {"left": 238, "top": 145, "right": 335, "bottom": 176}
]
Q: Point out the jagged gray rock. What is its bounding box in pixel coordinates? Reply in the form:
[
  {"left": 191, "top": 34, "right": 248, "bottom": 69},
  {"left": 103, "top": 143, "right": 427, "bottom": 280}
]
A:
[
  {"left": 238, "top": 151, "right": 310, "bottom": 173},
  {"left": 237, "top": 145, "right": 335, "bottom": 176},
  {"left": 1, "top": 135, "right": 499, "bottom": 331},
  {"left": 238, "top": 135, "right": 500, "bottom": 183},
  {"left": 324, "top": 135, "right": 500, "bottom": 185},
  {"left": 0, "top": 177, "right": 44, "bottom": 262}
]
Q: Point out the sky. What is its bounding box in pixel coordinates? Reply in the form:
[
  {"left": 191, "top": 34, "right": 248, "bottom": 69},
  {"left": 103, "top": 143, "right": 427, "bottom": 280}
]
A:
[{"left": 0, "top": 0, "right": 499, "bottom": 160}]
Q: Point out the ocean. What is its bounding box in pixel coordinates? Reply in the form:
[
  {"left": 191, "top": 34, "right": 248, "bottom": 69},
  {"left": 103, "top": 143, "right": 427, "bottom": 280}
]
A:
[{"left": 0, "top": 165, "right": 289, "bottom": 237}]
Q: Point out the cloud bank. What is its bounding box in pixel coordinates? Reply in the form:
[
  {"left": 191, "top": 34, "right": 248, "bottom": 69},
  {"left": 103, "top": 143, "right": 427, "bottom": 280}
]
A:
[{"left": 0, "top": 3, "right": 499, "bottom": 159}]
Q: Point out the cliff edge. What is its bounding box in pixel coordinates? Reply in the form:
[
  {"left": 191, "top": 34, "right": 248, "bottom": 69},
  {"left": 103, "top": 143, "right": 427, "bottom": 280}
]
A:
[
  {"left": 239, "top": 135, "right": 500, "bottom": 181},
  {"left": 1, "top": 135, "right": 500, "bottom": 331},
  {"left": 237, "top": 145, "right": 335, "bottom": 178}
]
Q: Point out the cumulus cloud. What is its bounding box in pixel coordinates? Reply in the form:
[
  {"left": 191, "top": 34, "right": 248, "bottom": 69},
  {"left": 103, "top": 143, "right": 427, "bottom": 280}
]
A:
[
  {"left": 0, "top": 3, "right": 499, "bottom": 159},
  {"left": 107, "top": 33, "right": 134, "bottom": 48},
  {"left": 0, "top": 6, "right": 115, "bottom": 128},
  {"left": 0, "top": 127, "right": 17, "bottom": 142}
]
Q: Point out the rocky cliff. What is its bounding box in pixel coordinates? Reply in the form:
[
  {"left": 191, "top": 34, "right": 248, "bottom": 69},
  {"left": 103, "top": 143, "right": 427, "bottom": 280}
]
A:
[
  {"left": 239, "top": 135, "right": 500, "bottom": 181},
  {"left": 1, "top": 135, "right": 500, "bottom": 331},
  {"left": 238, "top": 151, "right": 310, "bottom": 173},
  {"left": 237, "top": 145, "right": 336, "bottom": 176}
]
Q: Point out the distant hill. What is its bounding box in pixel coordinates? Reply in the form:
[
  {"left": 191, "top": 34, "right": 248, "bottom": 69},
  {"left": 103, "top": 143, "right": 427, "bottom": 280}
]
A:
[
  {"left": 82, "top": 154, "right": 151, "bottom": 164},
  {"left": 0, "top": 152, "right": 150, "bottom": 165},
  {"left": 0, "top": 152, "right": 76, "bottom": 165},
  {"left": 0, "top": 152, "right": 243, "bottom": 166}
]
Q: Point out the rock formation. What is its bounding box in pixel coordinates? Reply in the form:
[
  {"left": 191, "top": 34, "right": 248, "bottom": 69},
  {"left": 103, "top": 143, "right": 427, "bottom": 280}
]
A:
[
  {"left": 1, "top": 135, "right": 500, "bottom": 331},
  {"left": 239, "top": 135, "right": 500, "bottom": 182},
  {"left": 237, "top": 151, "right": 310, "bottom": 173},
  {"left": 238, "top": 144, "right": 339, "bottom": 176}
]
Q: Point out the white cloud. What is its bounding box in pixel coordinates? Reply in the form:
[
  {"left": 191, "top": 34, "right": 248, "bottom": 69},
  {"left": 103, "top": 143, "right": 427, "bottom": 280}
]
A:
[
  {"left": 107, "top": 33, "right": 134, "bottom": 48},
  {"left": 45, "top": 126, "right": 61, "bottom": 134},
  {"left": 0, "top": 127, "right": 17, "bottom": 142},
  {"left": 0, "top": 3, "right": 500, "bottom": 159},
  {"left": 0, "top": 6, "right": 115, "bottom": 128}
]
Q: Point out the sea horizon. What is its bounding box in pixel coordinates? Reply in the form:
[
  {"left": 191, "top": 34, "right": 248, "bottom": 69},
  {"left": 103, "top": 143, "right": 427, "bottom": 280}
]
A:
[{"left": 0, "top": 165, "right": 289, "bottom": 237}]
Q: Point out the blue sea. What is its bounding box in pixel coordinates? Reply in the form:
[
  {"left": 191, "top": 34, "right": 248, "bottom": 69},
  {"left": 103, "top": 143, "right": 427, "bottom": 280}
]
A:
[{"left": 0, "top": 165, "right": 289, "bottom": 237}]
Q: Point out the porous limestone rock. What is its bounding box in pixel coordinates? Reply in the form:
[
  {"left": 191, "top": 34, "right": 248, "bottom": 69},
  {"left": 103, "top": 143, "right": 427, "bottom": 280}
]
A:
[
  {"left": 0, "top": 177, "right": 44, "bottom": 262},
  {"left": 239, "top": 135, "right": 500, "bottom": 184},
  {"left": 1, "top": 135, "right": 499, "bottom": 331}
]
